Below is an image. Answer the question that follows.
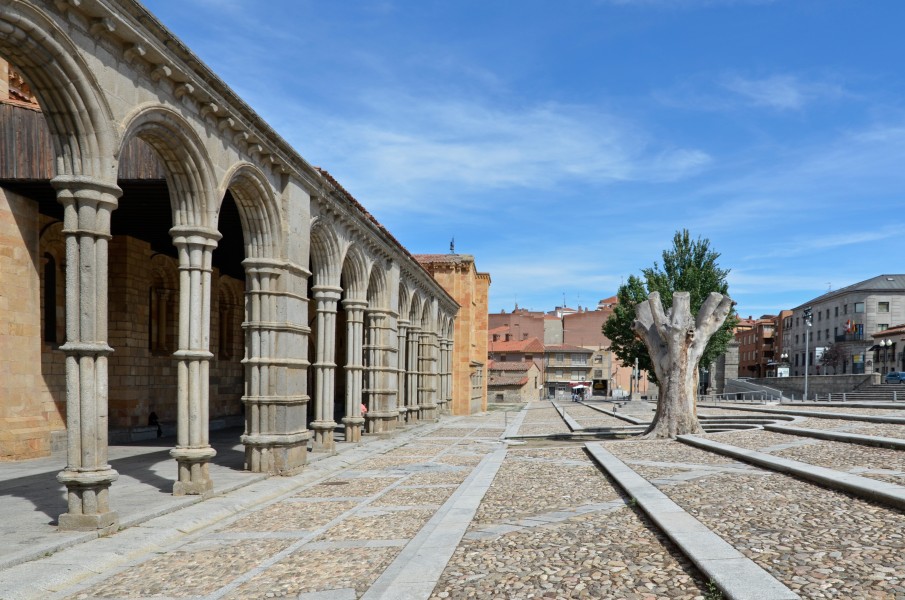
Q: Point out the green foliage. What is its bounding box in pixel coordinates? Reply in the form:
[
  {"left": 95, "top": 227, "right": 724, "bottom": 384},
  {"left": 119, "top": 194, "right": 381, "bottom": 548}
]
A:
[{"left": 602, "top": 230, "right": 738, "bottom": 383}]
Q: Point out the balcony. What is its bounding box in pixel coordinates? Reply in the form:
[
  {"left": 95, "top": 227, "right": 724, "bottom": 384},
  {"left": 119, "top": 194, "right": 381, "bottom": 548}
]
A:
[{"left": 835, "top": 333, "right": 865, "bottom": 342}]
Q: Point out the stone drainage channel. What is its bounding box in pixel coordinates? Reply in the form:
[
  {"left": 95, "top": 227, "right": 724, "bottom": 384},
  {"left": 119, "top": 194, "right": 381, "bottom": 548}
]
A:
[{"left": 506, "top": 399, "right": 905, "bottom": 599}]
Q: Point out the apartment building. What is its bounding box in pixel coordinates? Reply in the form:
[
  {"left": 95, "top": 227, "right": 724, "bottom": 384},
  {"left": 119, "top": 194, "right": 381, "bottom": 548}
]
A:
[{"left": 786, "top": 275, "right": 905, "bottom": 376}]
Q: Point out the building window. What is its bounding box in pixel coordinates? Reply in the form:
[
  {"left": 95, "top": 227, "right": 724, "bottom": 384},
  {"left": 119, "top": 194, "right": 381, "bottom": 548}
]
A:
[
  {"left": 795, "top": 334, "right": 799, "bottom": 344},
  {"left": 525, "top": 354, "right": 533, "bottom": 361},
  {"left": 855, "top": 302, "right": 865, "bottom": 313},
  {"left": 594, "top": 369, "right": 603, "bottom": 378},
  {"left": 844, "top": 304, "right": 848, "bottom": 314},
  {"left": 834, "top": 327, "right": 838, "bottom": 338},
  {"left": 878, "top": 302, "right": 890, "bottom": 313},
  {"left": 555, "top": 369, "right": 563, "bottom": 378},
  {"left": 573, "top": 354, "right": 587, "bottom": 365},
  {"left": 818, "top": 311, "right": 822, "bottom": 322},
  {"left": 555, "top": 353, "right": 564, "bottom": 363},
  {"left": 835, "top": 307, "right": 839, "bottom": 317},
  {"left": 825, "top": 329, "right": 829, "bottom": 339},
  {"left": 795, "top": 317, "right": 799, "bottom": 327},
  {"left": 817, "top": 330, "right": 821, "bottom": 340},
  {"left": 572, "top": 370, "right": 582, "bottom": 380},
  {"left": 878, "top": 323, "right": 889, "bottom": 332}
]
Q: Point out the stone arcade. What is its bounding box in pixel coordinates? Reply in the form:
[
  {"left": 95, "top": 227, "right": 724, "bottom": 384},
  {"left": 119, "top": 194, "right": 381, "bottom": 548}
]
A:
[{"left": 0, "top": 0, "right": 468, "bottom": 532}]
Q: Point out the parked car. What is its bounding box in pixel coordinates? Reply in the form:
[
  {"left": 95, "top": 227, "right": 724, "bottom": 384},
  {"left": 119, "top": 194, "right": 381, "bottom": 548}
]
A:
[{"left": 884, "top": 372, "right": 905, "bottom": 384}]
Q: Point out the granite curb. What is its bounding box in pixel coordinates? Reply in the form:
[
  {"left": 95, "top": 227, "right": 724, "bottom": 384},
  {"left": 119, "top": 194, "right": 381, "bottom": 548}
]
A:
[
  {"left": 578, "top": 400, "right": 649, "bottom": 425},
  {"left": 678, "top": 434, "right": 905, "bottom": 511},
  {"left": 550, "top": 401, "right": 584, "bottom": 431},
  {"left": 584, "top": 442, "right": 799, "bottom": 600},
  {"left": 763, "top": 423, "right": 905, "bottom": 450}
]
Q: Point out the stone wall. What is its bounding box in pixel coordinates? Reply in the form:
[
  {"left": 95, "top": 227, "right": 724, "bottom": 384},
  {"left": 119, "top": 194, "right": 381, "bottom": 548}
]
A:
[
  {"left": 0, "top": 188, "right": 54, "bottom": 459},
  {"left": 743, "top": 373, "right": 878, "bottom": 399}
]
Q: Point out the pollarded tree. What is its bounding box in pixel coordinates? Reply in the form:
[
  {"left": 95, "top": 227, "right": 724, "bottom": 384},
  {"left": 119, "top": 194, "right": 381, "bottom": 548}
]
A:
[
  {"left": 633, "top": 291, "right": 734, "bottom": 438},
  {"left": 603, "top": 230, "right": 738, "bottom": 384}
]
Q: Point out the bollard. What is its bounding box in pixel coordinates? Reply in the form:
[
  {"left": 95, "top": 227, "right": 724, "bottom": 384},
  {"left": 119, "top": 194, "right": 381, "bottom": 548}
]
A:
[{"left": 843, "top": 393, "right": 846, "bottom": 402}]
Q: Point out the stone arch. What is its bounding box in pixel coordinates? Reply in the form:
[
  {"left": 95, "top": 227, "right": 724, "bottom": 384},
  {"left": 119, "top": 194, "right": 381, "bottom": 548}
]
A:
[
  {"left": 219, "top": 163, "right": 282, "bottom": 261},
  {"left": 118, "top": 104, "right": 218, "bottom": 228},
  {"left": 397, "top": 283, "right": 412, "bottom": 321},
  {"left": 216, "top": 277, "right": 243, "bottom": 360},
  {"left": 309, "top": 218, "right": 342, "bottom": 286},
  {"left": 340, "top": 244, "right": 371, "bottom": 301},
  {"left": 0, "top": 2, "right": 117, "bottom": 179},
  {"left": 367, "top": 263, "right": 390, "bottom": 309},
  {"left": 409, "top": 293, "right": 425, "bottom": 328}
]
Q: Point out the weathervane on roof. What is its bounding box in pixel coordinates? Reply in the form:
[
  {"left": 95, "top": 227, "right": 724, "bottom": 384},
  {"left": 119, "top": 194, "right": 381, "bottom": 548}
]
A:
[{"left": 450, "top": 237, "right": 455, "bottom": 254}]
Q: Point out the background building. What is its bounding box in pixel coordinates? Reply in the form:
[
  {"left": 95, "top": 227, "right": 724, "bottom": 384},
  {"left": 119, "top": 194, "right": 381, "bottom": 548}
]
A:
[
  {"left": 415, "top": 254, "right": 491, "bottom": 416},
  {"left": 787, "top": 275, "right": 905, "bottom": 376},
  {"left": 487, "top": 360, "right": 541, "bottom": 403}
]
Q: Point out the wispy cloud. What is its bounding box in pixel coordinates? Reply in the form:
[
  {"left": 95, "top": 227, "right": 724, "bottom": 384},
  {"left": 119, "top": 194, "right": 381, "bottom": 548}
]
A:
[
  {"left": 723, "top": 74, "right": 845, "bottom": 110},
  {"left": 292, "top": 93, "right": 711, "bottom": 215}
]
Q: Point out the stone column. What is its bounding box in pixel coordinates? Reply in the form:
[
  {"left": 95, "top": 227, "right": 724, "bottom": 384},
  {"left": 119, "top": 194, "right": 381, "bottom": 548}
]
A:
[
  {"left": 406, "top": 324, "right": 421, "bottom": 422},
  {"left": 53, "top": 176, "right": 121, "bottom": 532},
  {"left": 438, "top": 335, "right": 451, "bottom": 414},
  {"left": 310, "top": 285, "right": 341, "bottom": 451},
  {"left": 342, "top": 298, "right": 367, "bottom": 442},
  {"left": 169, "top": 225, "right": 220, "bottom": 496},
  {"left": 241, "top": 259, "right": 311, "bottom": 474},
  {"left": 395, "top": 318, "right": 409, "bottom": 425},
  {"left": 419, "top": 328, "right": 440, "bottom": 421},
  {"left": 364, "top": 308, "right": 399, "bottom": 434}
]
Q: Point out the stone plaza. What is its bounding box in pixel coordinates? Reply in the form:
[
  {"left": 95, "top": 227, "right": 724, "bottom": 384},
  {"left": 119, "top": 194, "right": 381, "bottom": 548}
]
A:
[{"left": 1, "top": 398, "right": 904, "bottom": 599}]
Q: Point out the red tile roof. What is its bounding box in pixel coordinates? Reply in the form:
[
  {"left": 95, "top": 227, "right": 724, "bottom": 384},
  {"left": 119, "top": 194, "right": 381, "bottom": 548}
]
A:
[
  {"left": 489, "top": 337, "right": 545, "bottom": 353},
  {"left": 488, "top": 361, "right": 533, "bottom": 372},
  {"left": 488, "top": 375, "right": 529, "bottom": 387}
]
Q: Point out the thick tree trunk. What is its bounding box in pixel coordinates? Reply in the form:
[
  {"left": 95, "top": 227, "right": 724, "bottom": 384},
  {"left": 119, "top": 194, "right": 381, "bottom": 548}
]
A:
[{"left": 632, "top": 291, "right": 733, "bottom": 439}]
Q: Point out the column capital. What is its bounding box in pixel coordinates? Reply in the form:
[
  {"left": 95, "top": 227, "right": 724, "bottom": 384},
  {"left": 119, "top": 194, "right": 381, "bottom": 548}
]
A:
[
  {"left": 169, "top": 225, "right": 222, "bottom": 248},
  {"left": 342, "top": 298, "right": 369, "bottom": 311},
  {"left": 311, "top": 285, "right": 343, "bottom": 303},
  {"left": 51, "top": 175, "right": 122, "bottom": 208}
]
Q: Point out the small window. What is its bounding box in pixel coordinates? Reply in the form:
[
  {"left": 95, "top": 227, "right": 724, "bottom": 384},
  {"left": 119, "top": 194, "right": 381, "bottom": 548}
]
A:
[
  {"left": 525, "top": 354, "right": 533, "bottom": 361},
  {"left": 795, "top": 334, "right": 799, "bottom": 344},
  {"left": 555, "top": 353, "right": 564, "bottom": 362},
  {"left": 855, "top": 302, "right": 864, "bottom": 313},
  {"left": 818, "top": 311, "right": 822, "bottom": 322},
  {"left": 878, "top": 324, "right": 889, "bottom": 332},
  {"left": 835, "top": 307, "right": 839, "bottom": 317},
  {"left": 844, "top": 304, "right": 848, "bottom": 314},
  {"left": 878, "top": 302, "right": 890, "bottom": 313},
  {"left": 817, "top": 330, "right": 821, "bottom": 340},
  {"left": 594, "top": 369, "right": 603, "bottom": 378}
]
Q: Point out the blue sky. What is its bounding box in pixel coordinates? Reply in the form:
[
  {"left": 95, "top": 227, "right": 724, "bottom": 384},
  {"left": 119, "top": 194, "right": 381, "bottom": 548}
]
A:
[{"left": 142, "top": 0, "right": 905, "bottom": 318}]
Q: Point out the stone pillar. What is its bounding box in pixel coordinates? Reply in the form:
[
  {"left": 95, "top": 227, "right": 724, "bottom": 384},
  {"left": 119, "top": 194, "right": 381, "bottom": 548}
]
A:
[
  {"left": 342, "top": 298, "right": 367, "bottom": 442},
  {"left": 439, "top": 335, "right": 452, "bottom": 414},
  {"left": 241, "top": 259, "right": 311, "bottom": 474},
  {"left": 395, "top": 318, "right": 409, "bottom": 425},
  {"left": 364, "top": 308, "right": 399, "bottom": 434},
  {"left": 310, "top": 285, "right": 341, "bottom": 451},
  {"left": 406, "top": 324, "right": 421, "bottom": 422},
  {"left": 53, "top": 176, "right": 121, "bottom": 532},
  {"left": 169, "top": 226, "right": 220, "bottom": 496},
  {"left": 419, "top": 328, "right": 440, "bottom": 421}
]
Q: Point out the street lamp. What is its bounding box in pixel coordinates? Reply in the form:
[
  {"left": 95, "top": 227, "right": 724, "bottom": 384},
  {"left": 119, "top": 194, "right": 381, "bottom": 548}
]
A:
[
  {"left": 803, "top": 307, "right": 813, "bottom": 400},
  {"left": 880, "top": 338, "right": 892, "bottom": 374}
]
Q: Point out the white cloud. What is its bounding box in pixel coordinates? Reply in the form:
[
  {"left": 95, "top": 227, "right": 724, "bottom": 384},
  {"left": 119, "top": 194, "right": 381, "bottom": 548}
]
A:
[
  {"left": 294, "top": 93, "right": 711, "bottom": 215},
  {"left": 722, "top": 74, "right": 845, "bottom": 110}
]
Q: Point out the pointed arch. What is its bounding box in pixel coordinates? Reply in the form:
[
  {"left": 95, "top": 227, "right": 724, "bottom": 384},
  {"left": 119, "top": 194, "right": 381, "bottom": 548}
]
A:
[
  {"left": 367, "top": 263, "right": 390, "bottom": 310},
  {"left": 219, "top": 162, "right": 282, "bottom": 261},
  {"left": 409, "top": 293, "right": 424, "bottom": 327},
  {"left": 0, "top": 2, "right": 116, "bottom": 179},
  {"left": 119, "top": 104, "right": 218, "bottom": 228},
  {"left": 309, "top": 218, "right": 342, "bottom": 286},
  {"left": 340, "top": 244, "right": 371, "bottom": 301}
]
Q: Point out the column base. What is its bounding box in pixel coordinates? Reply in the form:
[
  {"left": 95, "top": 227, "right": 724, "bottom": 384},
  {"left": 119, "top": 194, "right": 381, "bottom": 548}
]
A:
[
  {"left": 422, "top": 404, "right": 439, "bottom": 421},
  {"left": 396, "top": 406, "right": 408, "bottom": 425},
  {"left": 405, "top": 406, "right": 421, "bottom": 424},
  {"left": 342, "top": 416, "right": 365, "bottom": 443},
  {"left": 57, "top": 468, "right": 119, "bottom": 532},
  {"left": 242, "top": 431, "right": 310, "bottom": 475},
  {"left": 309, "top": 420, "right": 336, "bottom": 453},
  {"left": 365, "top": 412, "right": 398, "bottom": 434},
  {"left": 170, "top": 446, "right": 216, "bottom": 496}
]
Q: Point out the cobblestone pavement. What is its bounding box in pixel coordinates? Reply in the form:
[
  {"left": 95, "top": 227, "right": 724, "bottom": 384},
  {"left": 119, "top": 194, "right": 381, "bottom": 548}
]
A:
[
  {"left": 702, "top": 429, "right": 905, "bottom": 486},
  {"left": 783, "top": 417, "right": 905, "bottom": 438},
  {"left": 562, "top": 403, "right": 638, "bottom": 428},
  {"left": 9, "top": 401, "right": 905, "bottom": 600},
  {"left": 603, "top": 434, "right": 905, "bottom": 599}
]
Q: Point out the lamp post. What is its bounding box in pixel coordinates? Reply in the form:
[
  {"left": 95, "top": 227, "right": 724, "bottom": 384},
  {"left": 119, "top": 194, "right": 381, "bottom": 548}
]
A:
[
  {"left": 803, "top": 307, "right": 813, "bottom": 401},
  {"left": 881, "top": 338, "right": 892, "bottom": 374}
]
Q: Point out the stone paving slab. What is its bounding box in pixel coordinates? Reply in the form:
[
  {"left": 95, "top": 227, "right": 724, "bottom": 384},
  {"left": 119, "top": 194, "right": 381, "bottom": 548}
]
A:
[{"left": 585, "top": 443, "right": 799, "bottom": 600}]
